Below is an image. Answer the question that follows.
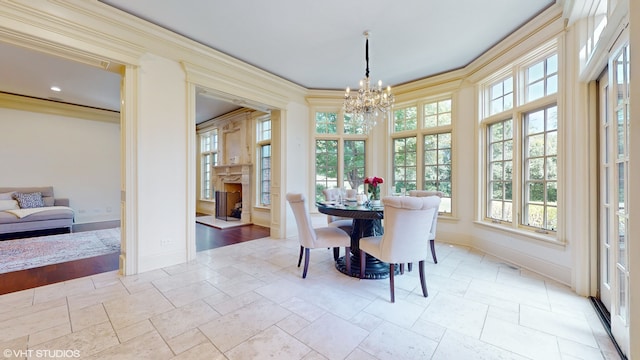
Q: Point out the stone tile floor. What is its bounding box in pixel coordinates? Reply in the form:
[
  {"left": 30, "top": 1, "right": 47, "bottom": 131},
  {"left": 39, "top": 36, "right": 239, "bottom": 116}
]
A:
[{"left": 0, "top": 217, "right": 620, "bottom": 359}]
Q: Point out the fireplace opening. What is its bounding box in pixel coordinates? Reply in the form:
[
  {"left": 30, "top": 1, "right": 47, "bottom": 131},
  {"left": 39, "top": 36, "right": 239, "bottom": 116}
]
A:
[{"left": 215, "top": 183, "right": 242, "bottom": 221}]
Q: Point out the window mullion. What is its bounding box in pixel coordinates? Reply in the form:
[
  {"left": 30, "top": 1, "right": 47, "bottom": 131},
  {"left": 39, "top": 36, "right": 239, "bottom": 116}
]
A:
[
  {"left": 337, "top": 140, "right": 344, "bottom": 189},
  {"left": 512, "top": 111, "right": 523, "bottom": 230},
  {"left": 416, "top": 132, "right": 424, "bottom": 191}
]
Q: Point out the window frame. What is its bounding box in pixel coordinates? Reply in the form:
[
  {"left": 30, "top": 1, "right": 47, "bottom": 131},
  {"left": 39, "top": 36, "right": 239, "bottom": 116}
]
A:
[
  {"left": 256, "top": 116, "right": 271, "bottom": 207},
  {"left": 199, "top": 129, "right": 218, "bottom": 201},
  {"left": 391, "top": 95, "right": 455, "bottom": 215},
  {"left": 479, "top": 42, "right": 561, "bottom": 239},
  {"left": 313, "top": 109, "right": 368, "bottom": 203}
]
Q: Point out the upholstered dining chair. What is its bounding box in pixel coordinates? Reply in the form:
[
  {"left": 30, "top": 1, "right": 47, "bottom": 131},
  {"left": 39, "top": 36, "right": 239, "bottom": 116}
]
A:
[
  {"left": 322, "top": 188, "right": 355, "bottom": 234},
  {"left": 286, "top": 193, "right": 351, "bottom": 278},
  {"left": 359, "top": 196, "right": 440, "bottom": 302},
  {"left": 408, "top": 190, "right": 444, "bottom": 264}
]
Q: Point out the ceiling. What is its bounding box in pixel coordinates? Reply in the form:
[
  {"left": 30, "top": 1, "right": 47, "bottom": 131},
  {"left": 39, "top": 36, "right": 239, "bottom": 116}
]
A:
[{"left": 0, "top": 0, "right": 555, "bottom": 123}]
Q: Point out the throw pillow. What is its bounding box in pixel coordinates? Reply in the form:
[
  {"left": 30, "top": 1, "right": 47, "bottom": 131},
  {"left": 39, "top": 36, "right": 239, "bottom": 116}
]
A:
[
  {"left": 12, "top": 192, "right": 44, "bottom": 209},
  {"left": 43, "top": 197, "right": 55, "bottom": 207},
  {"left": 0, "top": 199, "right": 19, "bottom": 211},
  {"left": 0, "top": 191, "right": 14, "bottom": 200}
]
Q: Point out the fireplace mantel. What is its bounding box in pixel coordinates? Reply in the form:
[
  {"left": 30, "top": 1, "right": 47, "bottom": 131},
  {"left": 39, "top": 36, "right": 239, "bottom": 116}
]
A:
[
  {"left": 212, "top": 164, "right": 252, "bottom": 224},
  {"left": 213, "top": 164, "right": 251, "bottom": 173}
]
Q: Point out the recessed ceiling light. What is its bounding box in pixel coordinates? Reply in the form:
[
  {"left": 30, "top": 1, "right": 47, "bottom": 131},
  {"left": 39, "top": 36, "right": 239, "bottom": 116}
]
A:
[{"left": 50, "top": 86, "right": 61, "bottom": 92}]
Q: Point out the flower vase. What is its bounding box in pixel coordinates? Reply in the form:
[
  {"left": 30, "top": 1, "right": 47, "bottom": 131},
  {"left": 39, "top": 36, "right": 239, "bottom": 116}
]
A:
[{"left": 369, "top": 190, "right": 381, "bottom": 207}]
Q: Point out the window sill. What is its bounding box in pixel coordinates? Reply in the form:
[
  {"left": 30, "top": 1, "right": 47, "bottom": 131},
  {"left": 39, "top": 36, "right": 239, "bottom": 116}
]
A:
[
  {"left": 254, "top": 205, "right": 271, "bottom": 211},
  {"left": 473, "top": 220, "right": 566, "bottom": 249},
  {"left": 199, "top": 199, "right": 215, "bottom": 203},
  {"left": 437, "top": 214, "right": 460, "bottom": 223}
]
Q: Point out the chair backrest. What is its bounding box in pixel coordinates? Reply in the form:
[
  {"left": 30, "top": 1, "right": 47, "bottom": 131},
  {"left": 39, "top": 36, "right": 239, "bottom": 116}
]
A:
[
  {"left": 286, "top": 193, "right": 317, "bottom": 248},
  {"left": 378, "top": 196, "right": 440, "bottom": 263},
  {"left": 322, "top": 188, "right": 349, "bottom": 224},
  {"left": 345, "top": 189, "right": 357, "bottom": 199},
  {"left": 407, "top": 190, "right": 443, "bottom": 240},
  {"left": 323, "top": 188, "right": 341, "bottom": 201}
]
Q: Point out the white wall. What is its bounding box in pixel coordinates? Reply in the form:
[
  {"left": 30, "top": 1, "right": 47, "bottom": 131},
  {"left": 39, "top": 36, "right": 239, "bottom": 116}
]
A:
[
  {"left": 135, "top": 53, "right": 190, "bottom": 272},
  {"left": 0, "top": 107, "right": 120, "bottom": 224},
  {"left": 284, "top": 101, "right": 310, "bottom": 238}
]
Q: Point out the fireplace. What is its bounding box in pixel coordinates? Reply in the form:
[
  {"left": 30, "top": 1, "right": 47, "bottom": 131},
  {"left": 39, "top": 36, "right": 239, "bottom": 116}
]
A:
[
  {"left": 215, "top": 183, "right": 242, "bottom": 221},
  {"left": 212, "top": 164, "right": 251, "bottom": 224}
]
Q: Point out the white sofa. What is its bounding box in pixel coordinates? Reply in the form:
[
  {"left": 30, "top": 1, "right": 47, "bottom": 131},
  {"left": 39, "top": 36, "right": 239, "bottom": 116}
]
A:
[{"left": 0, "top": 186, "right": 74, "bottom": 235}]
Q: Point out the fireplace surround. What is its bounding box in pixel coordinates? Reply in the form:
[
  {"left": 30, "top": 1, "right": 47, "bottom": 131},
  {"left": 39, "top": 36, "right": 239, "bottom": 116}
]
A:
[{"left": 212, "top": 164, "right": 251, "bottom": 224}]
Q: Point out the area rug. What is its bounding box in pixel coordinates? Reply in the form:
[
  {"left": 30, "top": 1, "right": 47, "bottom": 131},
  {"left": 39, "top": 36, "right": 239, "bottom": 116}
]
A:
[{"left": 0, "top": 228, "right": 120, "bottom": 274}]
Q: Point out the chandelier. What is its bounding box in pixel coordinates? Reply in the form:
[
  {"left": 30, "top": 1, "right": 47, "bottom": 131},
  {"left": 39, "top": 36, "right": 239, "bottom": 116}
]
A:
[{"left": 343, "top": 31, "right": 395, "bottom": 133}]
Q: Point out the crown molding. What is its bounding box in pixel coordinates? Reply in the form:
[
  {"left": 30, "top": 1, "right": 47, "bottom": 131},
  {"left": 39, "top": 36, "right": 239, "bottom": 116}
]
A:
[
  {"left": 63, "top": 0, "right": 308, "bottom": 106},
  {"left": 184, "top": 62, "right": 296, "bottom": 111},
  {"left": 0, "top": 0, "right": 145, "bottom": 66},
  {"left": 0, "top": 92, "right": 120, "bottom": 123},
  {"left": 0, "top": 0, "right": 307, "bottom": 108},
  {"left": 465, "top": 4, "right": 565, "bottom": 84}
]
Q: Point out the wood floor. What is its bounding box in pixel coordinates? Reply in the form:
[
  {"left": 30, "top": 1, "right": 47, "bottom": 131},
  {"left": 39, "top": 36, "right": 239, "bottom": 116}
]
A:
[{"left": 0, "top": 223, "right": 270, "bottom": 295}]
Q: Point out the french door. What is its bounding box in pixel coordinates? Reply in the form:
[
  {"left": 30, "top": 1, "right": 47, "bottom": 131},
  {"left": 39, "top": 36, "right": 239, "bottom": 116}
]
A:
[{"left": 597, "top": 43, "right": 630, "bottom": 356}]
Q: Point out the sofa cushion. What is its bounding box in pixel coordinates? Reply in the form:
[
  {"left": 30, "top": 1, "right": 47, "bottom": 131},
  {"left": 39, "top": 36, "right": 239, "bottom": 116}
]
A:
[
  {"left": 0, "top": 192, "right": 14, "bottom": 200},
  {"left": 0, "top": 187, "right": 57, "bottom": 207},
  {"left": 0, "top": 207, "right": 74, "bottom": 224},
  {"left": 12, "top": 192, "right": 45, "bottom": 209},
  {"left": 0, "top": 200, "right": 19, "bottom": 211}
]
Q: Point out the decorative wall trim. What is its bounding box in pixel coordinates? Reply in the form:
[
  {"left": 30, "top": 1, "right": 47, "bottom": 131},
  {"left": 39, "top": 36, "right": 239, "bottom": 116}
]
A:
[{"left": 0, "top": 92, "right": 120, "bottom": 123}]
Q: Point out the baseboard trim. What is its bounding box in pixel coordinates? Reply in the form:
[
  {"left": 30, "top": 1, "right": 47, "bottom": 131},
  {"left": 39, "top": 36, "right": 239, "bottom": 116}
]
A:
[{"left": 73, "top": 220, "right": 121, "bottom": 232}]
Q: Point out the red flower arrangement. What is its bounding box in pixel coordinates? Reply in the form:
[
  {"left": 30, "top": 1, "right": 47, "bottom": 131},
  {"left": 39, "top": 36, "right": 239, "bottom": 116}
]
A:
[{"left": 364, "top": 176, "right": 384, "bottom": 200}]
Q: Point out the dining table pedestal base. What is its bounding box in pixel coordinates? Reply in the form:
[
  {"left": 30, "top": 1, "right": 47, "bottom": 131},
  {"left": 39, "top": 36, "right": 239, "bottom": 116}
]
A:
[
  {"left": 335, "top": 254, "right": 399, "bottom": 279},
  {"left": 315, "top": 203, "right": 396, "bottom": 279}
]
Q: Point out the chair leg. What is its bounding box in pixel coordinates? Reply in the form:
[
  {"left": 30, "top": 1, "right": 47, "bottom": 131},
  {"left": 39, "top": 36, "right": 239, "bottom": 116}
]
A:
[
  {"left": 359, "top": 250, "right": 366, "bottom": 279},
  {"left": 297, "top": 246, "right": 304, "bottom": 267},
  {"left": 408, "top": 262, "right": 413, "bottom": 272},
  {"left": 419, "top": 260, "right": 428, "bottom": 297},
  {"left": 302, "top": 248, "right": 310, "bottom": 278},
  {"left": 345, "top": 247, "right": 351, "bottom": 275},
  {"left": 333, "top": 247, "right": 339, "bottom": 261},
  {"left": 389, "top": 263, "right": 395, "bottom": 303},
  {"left": 430, "top": 239, "right": 438, "bottom": 264},
  {"left": 400, "top": 263, "right": 405, "bottom": 274}
]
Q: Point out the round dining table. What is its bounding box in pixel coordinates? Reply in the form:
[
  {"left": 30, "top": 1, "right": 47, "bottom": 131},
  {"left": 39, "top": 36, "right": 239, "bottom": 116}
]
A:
[{"left": 316, "top": 201, "right": 397, "bottom": 279}]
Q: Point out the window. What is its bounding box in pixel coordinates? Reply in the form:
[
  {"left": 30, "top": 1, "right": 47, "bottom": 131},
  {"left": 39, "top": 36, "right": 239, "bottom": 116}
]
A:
[
  {"left": 315, "top": 112, "right": 337, "bottom": 134},
  {"left": 524, "top": 53, "right": 558, "bottom": 103},
  {"left": 523, "top": 105, "right": 557, "bottom": 230},
  {"left": 315, "top": 139, "right": 339, "bottom": 201},
  {"left": 314, "top": 111, "right": 366, "bottom": 202},
  {"left": 584, "top": 0, "right": 609, "bottom": 61},
  {"left": 199, "top": 129, "right": 218, "bottom": 200},
  {"left": 259, "top": 145, "right": 271, "bottom": 206},
  {"left": 481, "top": 44, "right": 559, "bottom": 235},
  {"left": 257, "top": 117, "right": 271, "bottom": 206},
  {"left": 424, "top": 99, "right": 452, "bottom": 127},
  {"left": 393, "top": 136, "right": 417, "bottom": 193},
  {"left": 393, "top": 106, "right": 417, "bottom": 132},
  {"left": 344, "top": 113, "right": 364, "bottom": 135},
  {"left": 487, "top": 119, "right": 513, "bottom": 222},
  {"left": 489, "top": 77, "right": 513, "bottom": 116},
  {"left": 343, "top": 140, "right": 365, "bottom": 189},
  {"left": 423, "top": 133, "right": 452, "bottom": 212},
  {"left": 391, "top": 98, "right": 454, "bottom": 214}
]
